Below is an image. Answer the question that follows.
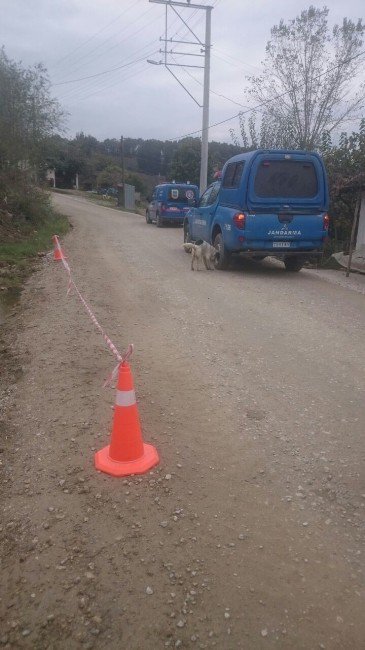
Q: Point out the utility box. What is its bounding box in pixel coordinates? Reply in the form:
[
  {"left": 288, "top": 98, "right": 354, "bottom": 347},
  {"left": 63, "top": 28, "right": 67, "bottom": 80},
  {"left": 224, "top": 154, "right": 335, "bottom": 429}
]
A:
[{"left": 117, "top": 183, "right": 135, "bottom": 211}]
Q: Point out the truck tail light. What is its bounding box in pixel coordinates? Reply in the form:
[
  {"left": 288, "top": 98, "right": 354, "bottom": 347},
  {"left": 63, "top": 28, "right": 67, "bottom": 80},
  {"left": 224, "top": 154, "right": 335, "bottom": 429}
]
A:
[
  {"left": 323, "top": 213, "right": 330, "bottom": 230},
  {"left": 233, "top": 212, "right": 246, "bottom": 230}
]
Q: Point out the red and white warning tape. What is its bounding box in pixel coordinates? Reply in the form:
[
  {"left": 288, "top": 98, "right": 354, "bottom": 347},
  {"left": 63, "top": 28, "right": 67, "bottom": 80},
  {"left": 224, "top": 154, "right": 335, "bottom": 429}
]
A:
[{"left": 52, "top": 235, "right": 133, "bottom": 385}]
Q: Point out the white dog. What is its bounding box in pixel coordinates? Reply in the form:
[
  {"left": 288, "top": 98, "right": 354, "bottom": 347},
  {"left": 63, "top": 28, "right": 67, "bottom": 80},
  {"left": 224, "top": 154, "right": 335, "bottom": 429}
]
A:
[{"left": 183, "top": 241, "right": 219, "bottom": 271}]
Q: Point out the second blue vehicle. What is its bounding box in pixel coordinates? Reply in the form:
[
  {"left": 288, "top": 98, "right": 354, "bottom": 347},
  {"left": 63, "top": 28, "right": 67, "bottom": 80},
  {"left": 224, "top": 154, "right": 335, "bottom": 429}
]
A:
[
  {"left": 184, "top": 149, "right": 330, "bottom": 272},
  {"left": 146, "top": 182, "right": 199, "bottom": 227}
]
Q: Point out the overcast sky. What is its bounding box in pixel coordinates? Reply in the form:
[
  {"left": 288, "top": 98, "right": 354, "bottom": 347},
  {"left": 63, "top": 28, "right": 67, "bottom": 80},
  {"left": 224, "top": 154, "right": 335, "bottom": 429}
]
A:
[{"left": 2, "top": 0, "right": 364, "bottom": 143}]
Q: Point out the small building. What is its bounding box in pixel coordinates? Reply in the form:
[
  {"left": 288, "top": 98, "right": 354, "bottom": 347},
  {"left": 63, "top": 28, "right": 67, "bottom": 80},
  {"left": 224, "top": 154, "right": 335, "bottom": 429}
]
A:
[{"left": 46, "top": 168, "right": 56, "bottom": 188}]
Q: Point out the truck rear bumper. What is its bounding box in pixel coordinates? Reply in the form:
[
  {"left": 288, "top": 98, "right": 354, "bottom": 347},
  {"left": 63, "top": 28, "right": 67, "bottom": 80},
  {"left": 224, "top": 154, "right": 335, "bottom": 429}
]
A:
[
  {"left": 161, "top": 217, "right": 184, "bottom": 225},
  {"left": 235, "top": 250, "right": 323, "bottom": 258}
]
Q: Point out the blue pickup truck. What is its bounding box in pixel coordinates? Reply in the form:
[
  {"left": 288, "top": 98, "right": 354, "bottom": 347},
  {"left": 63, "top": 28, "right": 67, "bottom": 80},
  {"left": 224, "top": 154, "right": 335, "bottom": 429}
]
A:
[{"left": 183, "top": 149, "right": 330, "bottom": 271}]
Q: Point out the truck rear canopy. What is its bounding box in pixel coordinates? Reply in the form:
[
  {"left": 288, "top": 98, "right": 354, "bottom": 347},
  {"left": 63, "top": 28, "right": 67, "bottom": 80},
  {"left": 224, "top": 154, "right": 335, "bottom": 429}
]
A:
[
  {"left": 247, "top": 152, "right": 327, "bottom": 213},
  {"left": 253, "top": 159, "right": 318, "bottom": 199}
]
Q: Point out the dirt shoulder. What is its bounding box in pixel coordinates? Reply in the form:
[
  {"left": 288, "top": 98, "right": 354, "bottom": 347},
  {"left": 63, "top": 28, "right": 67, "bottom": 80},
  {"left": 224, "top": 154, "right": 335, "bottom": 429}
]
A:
[{"left": 1, "top": 194, "right": 364, "bottom": 650}]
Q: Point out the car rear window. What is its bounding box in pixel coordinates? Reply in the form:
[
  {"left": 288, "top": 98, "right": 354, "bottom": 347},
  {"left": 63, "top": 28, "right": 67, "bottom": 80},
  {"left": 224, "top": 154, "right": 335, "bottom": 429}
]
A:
[
  {"left": 254, "top": 160, "right": 318, "bottom": 198},
  {"left": 168, "top": 187, "right": 197, "bottom": 203}
]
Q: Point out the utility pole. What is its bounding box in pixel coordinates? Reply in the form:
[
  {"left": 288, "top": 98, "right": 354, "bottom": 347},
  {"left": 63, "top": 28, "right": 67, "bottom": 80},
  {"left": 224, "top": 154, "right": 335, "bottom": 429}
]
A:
[
  {"left": 120, "top": 135, "right": 125, "bottom": 208},
  {"left": 148, "top": 0, "right": 213, "bottom": 194},
  {"left": 200, "top": 6, "right": 211, "bottom": 194}
]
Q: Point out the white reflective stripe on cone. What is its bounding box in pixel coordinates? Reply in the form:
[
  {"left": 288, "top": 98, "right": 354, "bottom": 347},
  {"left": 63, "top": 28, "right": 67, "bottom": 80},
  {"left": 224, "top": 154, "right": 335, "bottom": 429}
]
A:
[{"left": 115, "top": 389, "right": 136, "bottom": 407}]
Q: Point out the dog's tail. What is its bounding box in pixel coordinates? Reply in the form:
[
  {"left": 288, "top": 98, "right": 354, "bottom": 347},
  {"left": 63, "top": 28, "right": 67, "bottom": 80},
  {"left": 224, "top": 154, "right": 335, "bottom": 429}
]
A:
[{"left": 182, "top": 243, "right": 197, "bottom": 253}]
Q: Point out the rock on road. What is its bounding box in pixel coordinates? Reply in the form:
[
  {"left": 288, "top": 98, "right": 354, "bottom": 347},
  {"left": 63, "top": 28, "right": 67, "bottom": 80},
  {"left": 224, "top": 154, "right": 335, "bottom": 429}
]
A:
[{"left": 0, "top": 193, "right": 364, "bottom": 650}]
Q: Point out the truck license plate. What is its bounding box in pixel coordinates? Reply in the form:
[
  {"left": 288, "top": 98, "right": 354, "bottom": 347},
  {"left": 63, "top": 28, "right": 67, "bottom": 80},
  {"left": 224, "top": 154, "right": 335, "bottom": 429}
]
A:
[{"left": 273, "top": 242, "right": 291, "bottom": 248}]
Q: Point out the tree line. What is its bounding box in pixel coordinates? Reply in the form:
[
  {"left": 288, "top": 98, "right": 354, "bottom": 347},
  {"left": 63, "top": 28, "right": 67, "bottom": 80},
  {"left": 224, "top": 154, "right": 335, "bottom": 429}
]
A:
[{"left": 44, "top": 132, "right": 241, "bottom": 193}]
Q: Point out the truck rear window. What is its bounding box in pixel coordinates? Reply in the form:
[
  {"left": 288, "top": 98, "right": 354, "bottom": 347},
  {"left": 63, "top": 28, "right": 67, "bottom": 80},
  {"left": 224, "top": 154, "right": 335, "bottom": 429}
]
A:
[
  {"left": 254, "top": 160, "right": 318, "bottom": 198},
  {"left": 168, "top": 187, "right": 196, "bottom": 203}
]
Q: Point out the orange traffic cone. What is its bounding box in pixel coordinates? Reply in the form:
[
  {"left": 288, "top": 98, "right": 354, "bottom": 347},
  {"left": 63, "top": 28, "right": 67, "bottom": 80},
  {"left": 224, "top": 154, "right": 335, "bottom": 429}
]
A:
[
  {"left": 53, "top": 235, "right": 66, "bottom": 261},
  {"left": 94, "top": 362, "right": 159, "bottom": 477}
]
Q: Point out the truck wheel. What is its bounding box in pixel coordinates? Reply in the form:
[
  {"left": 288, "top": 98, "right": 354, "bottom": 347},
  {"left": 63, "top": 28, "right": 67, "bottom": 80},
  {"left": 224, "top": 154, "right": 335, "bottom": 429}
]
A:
[
  {"left": 213, "top": 232, "right": 230, "bottom": 270},
  {"left": 183, "top": 220, "right": 192, "bottom": 249},
  {"left": 146, "top": 210, "right": 152, "bottom": 224},
  {"left": 284, "top": 257, "right": 304, "bottom": 272},
  {"left": 156, "top": 213, "right": 164, "bottom": 228}
]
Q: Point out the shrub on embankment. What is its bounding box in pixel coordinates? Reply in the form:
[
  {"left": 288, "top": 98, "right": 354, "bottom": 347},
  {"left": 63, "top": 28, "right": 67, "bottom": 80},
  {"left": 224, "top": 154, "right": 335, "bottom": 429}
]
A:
[
  {"left": 0, "top": 169, "right": 69, "bottom": 289},
  {"left": 0, "top": 47, "right": 68, "bottom": 289}
]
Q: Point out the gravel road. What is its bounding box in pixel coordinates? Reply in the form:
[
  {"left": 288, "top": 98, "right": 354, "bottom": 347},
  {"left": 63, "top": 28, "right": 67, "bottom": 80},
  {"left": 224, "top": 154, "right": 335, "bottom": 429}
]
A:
[{"left": 1, "top": 193, "right": 364, "bottom": 649}]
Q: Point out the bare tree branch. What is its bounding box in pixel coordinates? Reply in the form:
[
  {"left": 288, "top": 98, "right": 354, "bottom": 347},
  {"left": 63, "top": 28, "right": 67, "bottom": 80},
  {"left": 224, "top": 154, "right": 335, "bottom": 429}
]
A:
[{"left": 244, "top": 7, "right": 365, "bottom": 150}]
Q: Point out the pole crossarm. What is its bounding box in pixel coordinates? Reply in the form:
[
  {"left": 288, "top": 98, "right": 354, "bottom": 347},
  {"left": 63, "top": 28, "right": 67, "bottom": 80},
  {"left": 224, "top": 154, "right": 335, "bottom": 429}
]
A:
[
  {"left": 167, "top": 50, "right": 205, "bottom": 57},
  {"left": 149, "top": 0, "right": 213, "bottom": 10},
  {"left": 163, "top": 61, "right": 204, "bottom": 69},
  {"left": 160, "top": 38, "right": 203, "bottom": 46}
]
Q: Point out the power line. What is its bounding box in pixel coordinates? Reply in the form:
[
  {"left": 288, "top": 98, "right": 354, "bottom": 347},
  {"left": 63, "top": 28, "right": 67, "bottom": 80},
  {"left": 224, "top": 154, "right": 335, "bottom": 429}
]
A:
[
  {"left": 168, "top": 48, "right": 365, "bottom": 141},
  {"left": 62, "top": 9, "right": 210, "bottom": 104},
  {"left": 62, "top": 60, "right": 153, "bottom": 103},
  {"left": 52, "top": 4, "right": 189, "bottom": 92},
  {"left": 53, "top": 1, "right": 209, "bottom": 102},
  {"left": 170, "top": 55, "right": 250, "bottom": 109},
  {"left": 53, "top": 52, "right": 159, "bottom": 86},
  {"left": 53, "top": 7, "right": 158, "bottom": 84},
  {"left": 56, "top": 38, "right": 161, "bottom": 102},
  {"left": 212, "top": 49, "right": 263, "bottom": 74},
  {"left": 57, "top": 45, "right": 155, "bottom": 100},
  {"left": 52, "top": 1, "right": 142, "bottom": 69},
  {"left": 57, "top": 4, "right": 211, "bottom": 104}
]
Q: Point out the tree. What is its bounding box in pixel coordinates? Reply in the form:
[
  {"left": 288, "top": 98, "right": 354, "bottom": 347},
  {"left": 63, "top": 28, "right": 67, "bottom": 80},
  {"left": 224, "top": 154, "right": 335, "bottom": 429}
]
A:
[
  {"left": 320, "top": 120, "right": 365, "bottom": 246},
  {"left": 96, "top": 164, "right": 123, "bottom": 188},
  {"left": 209, "top": 140, "right": 241, "bottom": 171},
  {"left": 42, "top": 135, "right": 87, "bottom": 188},
  {"left": 0, "top": 48, "right": 64, "bottom": 169},
  {"left": 230, "top": 111, "right": 299, "bottom": 150},
  {"left": 74, "top": 132, "right": 99, "bottom": 157},
  {"left": 125, "top": 173, "right": 148, "bottom": 196},
  {"left": 244, "top": 6, "right": 365, "bottom": 150},
  {"left": 136, "top": 140, "right": 164, "bottom": 175},
  {"left": 169, "top": 138, "right": 212, "bottom": 186}
]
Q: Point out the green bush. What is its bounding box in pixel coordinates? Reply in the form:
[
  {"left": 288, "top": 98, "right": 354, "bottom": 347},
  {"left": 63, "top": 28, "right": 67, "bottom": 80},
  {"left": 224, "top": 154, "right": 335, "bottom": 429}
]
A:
[
  {"left": 0, "top": 212, "right": 69, "bottom": 264},
  {"left": 0, "top": 169, "right": 69, "bottom": 274},
  {"left": 0, "top": 169, "right": 53, "bottom": 228}
]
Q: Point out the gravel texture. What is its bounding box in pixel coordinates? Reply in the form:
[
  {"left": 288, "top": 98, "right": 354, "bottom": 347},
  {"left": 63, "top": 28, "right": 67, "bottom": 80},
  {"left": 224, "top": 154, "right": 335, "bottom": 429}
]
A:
[{"left": 0, "top": 193, "right": 364, "bottom": 649}]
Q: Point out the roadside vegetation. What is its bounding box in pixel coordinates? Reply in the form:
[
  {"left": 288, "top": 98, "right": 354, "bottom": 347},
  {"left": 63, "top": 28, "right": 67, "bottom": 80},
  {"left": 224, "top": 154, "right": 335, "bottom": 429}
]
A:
[
  {"left": 0, "top": 48, "right": 69, "bottom": 291},
  {"left": 0, "top": 177, "right": 69, "bottom": 289}
]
